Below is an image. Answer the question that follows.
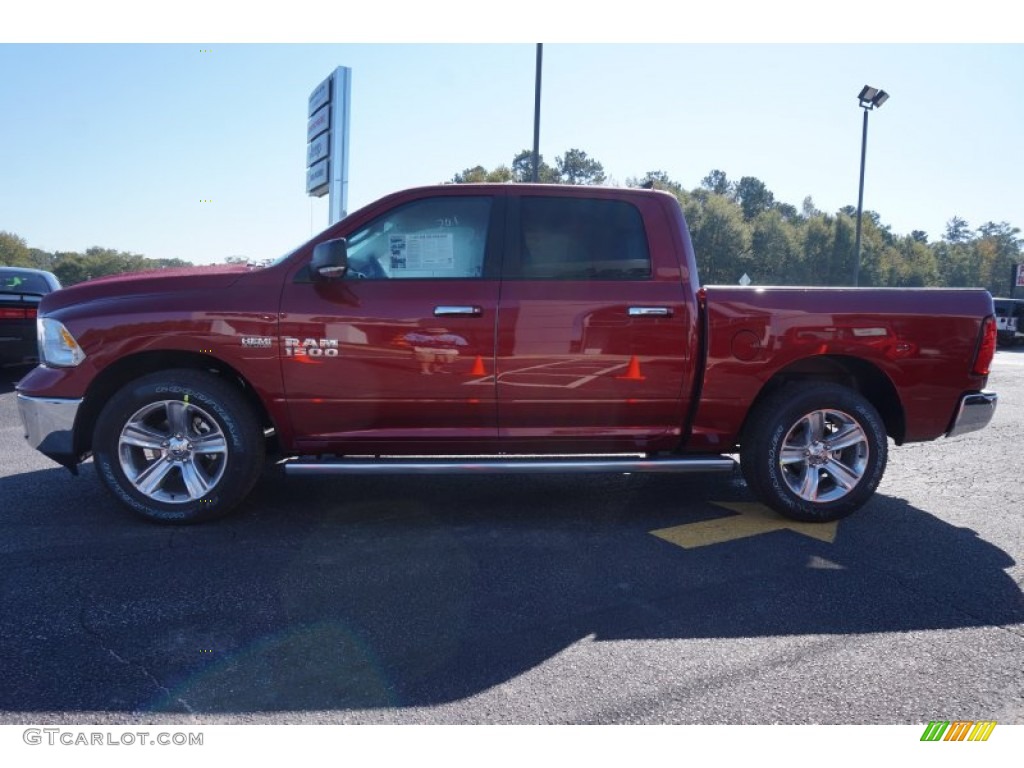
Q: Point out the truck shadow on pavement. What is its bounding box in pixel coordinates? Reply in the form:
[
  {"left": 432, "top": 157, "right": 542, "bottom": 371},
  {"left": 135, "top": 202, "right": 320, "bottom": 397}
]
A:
[{"left": 0, "top": 461, "right": 1021, "bottom": 719}]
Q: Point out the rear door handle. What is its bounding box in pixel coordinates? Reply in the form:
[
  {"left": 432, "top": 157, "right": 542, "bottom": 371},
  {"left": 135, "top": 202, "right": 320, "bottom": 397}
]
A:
[
  {"left": 434, "top": 305, "right": 483, "bottom": 317},
  {"left": 628, "top": 306, "right": 672, "bottom": 317}
]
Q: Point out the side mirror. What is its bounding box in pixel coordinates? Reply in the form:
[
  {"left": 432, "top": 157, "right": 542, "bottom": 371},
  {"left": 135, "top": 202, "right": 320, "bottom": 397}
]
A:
[{"left": 311, "top": 238, "right": 349, "bottom": 280}]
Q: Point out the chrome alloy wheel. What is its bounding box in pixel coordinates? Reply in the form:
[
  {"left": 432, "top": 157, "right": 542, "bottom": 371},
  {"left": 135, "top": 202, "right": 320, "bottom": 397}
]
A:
[
  {"left": 117, "top": 399, "right": 229, "bottom": 504},
  {"left": 778, "top": 408, "right": 869, "bottom": 503}
]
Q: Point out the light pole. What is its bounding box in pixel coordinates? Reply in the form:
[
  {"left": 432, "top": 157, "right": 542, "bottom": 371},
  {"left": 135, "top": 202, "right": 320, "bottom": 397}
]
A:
[
  {"left": 532, "top": 44, "right": 543, "bottom": 182},
  {"left": 853, "top": 84, "right": 889, "bottom": 286}
]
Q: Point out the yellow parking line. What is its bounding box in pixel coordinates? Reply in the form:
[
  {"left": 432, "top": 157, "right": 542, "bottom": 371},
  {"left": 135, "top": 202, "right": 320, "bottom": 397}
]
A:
[{"left": 650, "top": 502, "right": 839, "bottom": 550}]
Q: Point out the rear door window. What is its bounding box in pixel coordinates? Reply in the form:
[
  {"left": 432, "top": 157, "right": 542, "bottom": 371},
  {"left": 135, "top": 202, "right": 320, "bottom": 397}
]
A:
[{"left": 507, "top": 196, "right": 652, "bottom": 280}]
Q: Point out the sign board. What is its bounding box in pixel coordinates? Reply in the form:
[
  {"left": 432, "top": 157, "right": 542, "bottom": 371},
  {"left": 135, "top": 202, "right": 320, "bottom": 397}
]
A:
[
  {"left": 307, "top": 133, "right": 329, "bottom": 166},
  {"left": 305, "top": 67, "right": 351, "bottom": 221},
  {"left": 308, "top": 75, "right": 331, "bottom": 117},
  {"left": 306, "top": 159, "right": 329, "bottom": 196},
  {"left": 1016, "top": 263, "right": 1024, "bottom": 288},
  {"left": 307, "top": 105, "right": 330, "bottom": 142}
]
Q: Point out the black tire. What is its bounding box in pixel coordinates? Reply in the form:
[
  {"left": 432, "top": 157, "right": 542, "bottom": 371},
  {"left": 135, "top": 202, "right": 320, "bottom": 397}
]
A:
[
  {"left": 740, "top": 383, "right": 888, "bottom": 523},
  {"left": 93, "top": 369, "right": 264, "bottom": 524}
]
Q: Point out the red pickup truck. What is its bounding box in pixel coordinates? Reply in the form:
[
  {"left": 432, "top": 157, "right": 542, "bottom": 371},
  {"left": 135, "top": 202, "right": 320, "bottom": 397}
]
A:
[{"left": 16, "top": 184, "right": 998, "bottom": 524}]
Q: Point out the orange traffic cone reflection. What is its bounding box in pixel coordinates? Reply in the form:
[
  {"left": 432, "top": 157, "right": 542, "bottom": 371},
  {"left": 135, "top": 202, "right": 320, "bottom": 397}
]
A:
[
  {"left": 469, "top": 355, "right": 487, "bottom": 376},
  {"left": 617, "top": 356, "right": 645, "bottom": 381}
]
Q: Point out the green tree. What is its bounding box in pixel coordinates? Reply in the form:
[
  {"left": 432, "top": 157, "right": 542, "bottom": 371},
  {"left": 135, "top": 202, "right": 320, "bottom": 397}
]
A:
[
  {"left": 81, "top": 246, "right": 147, "bottom": 278},
  {"left": 555, "top": 148, "right": 606, "bottom": 186},
  {"left": 830, "top": 212, "right": 856, "bottom": 286},
  {"left": 51, "top": 252, "right": 90, "bottom": 285},
  {"left": 0, "top": 231, "right": 31, "bottom": 266},
  {"left": 800, "top": 215, "right": 834, "bottom": 286},
  {"left": 683, "top": 191, "right": 750, "bottom": 284},
  {"left": 854, "top": 211, "right": 892, "bottom": 286},
  {"left": 511, "top": 149, "right": 559, "bottom": 183},
  {"left": 27, "top": 248, "right": 55, "bottom": 270},
  {"left": 451, "top": 165, "right": 489, "bottom": 184},
  {"left": 944, "top": 216, "right": 971, "bottom": 243},
  {"left": 935, "top": 240, "right": 978, "bottom": 288},
  {"left": 733, "top": 176, "right": 775, "bottom": 221},
  {"left": 150, "top": 258, "right": 192, "bottom": 269},
  {"left": 701, "top": 169, "right": 731, "bottom": 196},
  {"left": 1, "top": 231, "right": 194, "bottom": 285},
  {"left": 974, "top": 221, "right": 1022, "bottom": 295},
  {"left": 774, "top": 202, "right": 799, "bottom": 223},
  {"left": 866, "top": 211, "right": 894, "bottom": 247},
  {"left": 450, "top": 165, "right": 514, "bottom": 184},
  {"left": 897, "top": 236, "right": 939, "bottom": 286},
  {"left": 750, "top": 209, "right": 798, "bottom": 284}
]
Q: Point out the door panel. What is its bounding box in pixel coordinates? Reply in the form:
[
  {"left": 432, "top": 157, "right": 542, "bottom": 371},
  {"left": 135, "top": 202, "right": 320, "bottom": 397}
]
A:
[
  {"left": 279, "top": 193, "right": 503, "bottom": 453},
  {"left": 495, "top": 193, "right": 694, "bottom": 453},
  {"left": 496, "top": 283, "right": 691, "bottom": 452},
  {"left": 280, "top": 280, "right": 499, "bottom": 451}
]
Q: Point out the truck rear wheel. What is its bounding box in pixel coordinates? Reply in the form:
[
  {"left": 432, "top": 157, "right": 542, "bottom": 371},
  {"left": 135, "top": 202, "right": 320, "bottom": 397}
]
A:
[
  {"left": 93, "top": 369, "right": 264, "bottom": 524},
  {"left": 741, "top": 383, "right": 888, "bottom": 522}
]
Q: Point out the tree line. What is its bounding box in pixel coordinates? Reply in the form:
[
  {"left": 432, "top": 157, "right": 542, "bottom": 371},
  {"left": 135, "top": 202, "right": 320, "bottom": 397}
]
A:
[
  {"left": 0, "top": 233, "right": 192, "bottom": 286},
  {"left": 3, "top": 148, "right": 1021, "bottom": 295},
  {"left": 451, "top": 149, "right": 1023, "bottom": 296}
]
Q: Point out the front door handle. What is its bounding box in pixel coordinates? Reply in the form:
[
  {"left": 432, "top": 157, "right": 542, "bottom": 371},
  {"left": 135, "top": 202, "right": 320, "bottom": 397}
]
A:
[
  {"left": 434, "top": 305, "right": 483, "bottom": 317},
  {"left": 628, "top": 306, "right": 673, "bottom": 317}
]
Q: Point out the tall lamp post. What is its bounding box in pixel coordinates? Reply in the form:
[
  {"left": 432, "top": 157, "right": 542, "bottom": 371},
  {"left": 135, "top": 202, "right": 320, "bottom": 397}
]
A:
[
  {"left": 853, "top": 84, "right": 889, "bottom": 286},
  {"left": 532, "top": 44, "right": 543, "bottom": 182}
]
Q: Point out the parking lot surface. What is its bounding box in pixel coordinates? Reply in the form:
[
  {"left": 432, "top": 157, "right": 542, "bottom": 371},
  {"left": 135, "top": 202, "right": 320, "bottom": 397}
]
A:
[{"left": 1, "top": 352, "right": 1021, "bottom": 724}]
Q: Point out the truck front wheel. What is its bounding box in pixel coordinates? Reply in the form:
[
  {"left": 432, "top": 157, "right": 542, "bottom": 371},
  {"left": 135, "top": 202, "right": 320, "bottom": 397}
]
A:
[
  {"left": 93, "top": 370, "right": 264, "bottom": 524},
  {"left": 741, "top": 384, "right": 888, "bottom": 522}
]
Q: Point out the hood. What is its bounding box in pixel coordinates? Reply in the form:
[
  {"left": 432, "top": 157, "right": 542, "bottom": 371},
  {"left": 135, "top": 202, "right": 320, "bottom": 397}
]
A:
[{"left": 40, "top": 264, "right": 252, "bottom": 314}]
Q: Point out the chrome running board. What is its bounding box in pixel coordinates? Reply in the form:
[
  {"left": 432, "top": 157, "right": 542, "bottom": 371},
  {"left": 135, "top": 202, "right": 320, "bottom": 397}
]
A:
[{"left": 283, "top": 455, "right": 736, "bottom": 476}]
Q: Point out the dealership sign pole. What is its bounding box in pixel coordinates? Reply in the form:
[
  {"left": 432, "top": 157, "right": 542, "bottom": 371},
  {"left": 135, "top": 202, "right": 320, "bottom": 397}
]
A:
[{"left": 306, "top": 67, "right": 351, "bottom": 225}]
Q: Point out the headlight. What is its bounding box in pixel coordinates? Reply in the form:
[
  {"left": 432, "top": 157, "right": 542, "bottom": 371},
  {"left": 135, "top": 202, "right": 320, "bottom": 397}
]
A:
[{"left": 38, "top": 317, "right": 87, "bottom": 367}]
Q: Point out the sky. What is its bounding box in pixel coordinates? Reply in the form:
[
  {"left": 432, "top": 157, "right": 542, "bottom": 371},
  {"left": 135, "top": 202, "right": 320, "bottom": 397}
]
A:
[{"left": 2, "top": 5, "right": 1022, "bottom": 265}]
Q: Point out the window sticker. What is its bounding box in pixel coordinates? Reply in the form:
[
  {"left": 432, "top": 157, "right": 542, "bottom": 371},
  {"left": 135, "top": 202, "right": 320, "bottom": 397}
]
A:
[{"left": 389, "top": 233, "right": 455, "bottom": 271}]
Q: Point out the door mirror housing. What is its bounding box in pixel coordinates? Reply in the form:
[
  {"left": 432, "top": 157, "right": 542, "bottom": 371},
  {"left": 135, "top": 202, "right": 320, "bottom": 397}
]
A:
[{"left": 311, "top": 238, "right": 349, "bottom": 280}]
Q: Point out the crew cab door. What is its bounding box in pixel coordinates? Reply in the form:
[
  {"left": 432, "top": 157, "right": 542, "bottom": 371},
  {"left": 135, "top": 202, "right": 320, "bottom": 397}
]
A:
[
  {"left": 495, "top": 191, "right": 696, "bottom": 453},
  {"left": 279, "top": 193, "right": 504, "bottom": 453}
]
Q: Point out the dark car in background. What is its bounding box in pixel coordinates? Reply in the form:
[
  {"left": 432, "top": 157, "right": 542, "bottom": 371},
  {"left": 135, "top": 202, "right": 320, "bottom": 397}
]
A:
[
  {"left": 994, "top": 298, "right": 1024, "bottom": 347},
  {"left": 0, "top": 267, "right": 61, "bottom": 367}
]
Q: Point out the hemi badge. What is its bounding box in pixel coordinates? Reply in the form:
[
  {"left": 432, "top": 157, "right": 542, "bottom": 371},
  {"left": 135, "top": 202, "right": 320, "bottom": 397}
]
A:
[{"left": 241, "top": 337, "right": 273, "bottom": 348}]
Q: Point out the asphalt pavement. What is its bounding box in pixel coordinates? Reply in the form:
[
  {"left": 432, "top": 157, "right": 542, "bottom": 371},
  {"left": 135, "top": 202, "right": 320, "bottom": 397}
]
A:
[{"left": 0, "top": 352, "right": 1021, "bottom": 725}]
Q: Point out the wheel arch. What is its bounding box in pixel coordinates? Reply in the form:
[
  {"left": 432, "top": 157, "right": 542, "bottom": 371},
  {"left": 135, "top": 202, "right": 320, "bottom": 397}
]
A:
[
  {"left": 740, "top": 355, "right": 906, "bottom": 446},
  {"left": 74, "top": 351, "right": 276, "bottom": 458}
]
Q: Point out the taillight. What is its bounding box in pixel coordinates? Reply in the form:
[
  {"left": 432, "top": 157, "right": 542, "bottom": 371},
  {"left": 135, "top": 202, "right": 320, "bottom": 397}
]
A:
[
  {"left": 0, "top": 307, "right": 34, "bottom": 319},
  {"left": 972, "top": 316, "right": 997, "bottom": 376}
]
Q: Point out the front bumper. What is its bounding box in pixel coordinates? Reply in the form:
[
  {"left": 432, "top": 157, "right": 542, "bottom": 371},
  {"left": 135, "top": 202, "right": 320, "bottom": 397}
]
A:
[
  {"left": 946, "top": 391, "right": 998, "bottom": 438},
  {"left": 17, "top": 393, "right": 83, "bottom": 464}
]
